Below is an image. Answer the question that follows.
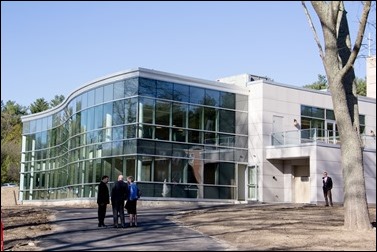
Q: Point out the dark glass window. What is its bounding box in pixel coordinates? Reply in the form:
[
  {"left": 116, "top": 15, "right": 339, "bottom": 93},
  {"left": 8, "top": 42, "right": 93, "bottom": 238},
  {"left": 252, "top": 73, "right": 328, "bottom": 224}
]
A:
[
  {"left": 155, "top": 101, "right": 171, "bottom": 126},
  {"left": 204, "top": 107, "right": 216, "bottom": 131},
  {"left": 326, "top": 109, "right": 335, "bottom": 120},
  {"left": 155, "top": 142, "right": 172, "bottom": 156},
  {"left": 156, "top": 80, "right": 173, "bottom": 100},
  {"left": 189, "top": 86, "right": 205, "bottom": 104},
  {"left": 204, "top": 89, "right": 219, "bottom": 106},
  {"left": 113, "top": 100, "right": 125, "bottom": 126},
  {"left": 172, "top": 103, "right": 187, "bottom": 128},
  {"left": 173, "top": 83, "right": 189, "bottom": 102},
  {"left": 139, "top": 78, "right": 156, "bottom": 97},
  {"left": 137, "top": 139, "right": 155, "bottom": 155},
  {"left": 219, "top": 110, "right": 235, "bottom": 133},
  {"left": 188, "top": 105, "right": 203, "bottom": 129},
  {"left": 220, "top": 92, "right": 235, "bottom": 109}
]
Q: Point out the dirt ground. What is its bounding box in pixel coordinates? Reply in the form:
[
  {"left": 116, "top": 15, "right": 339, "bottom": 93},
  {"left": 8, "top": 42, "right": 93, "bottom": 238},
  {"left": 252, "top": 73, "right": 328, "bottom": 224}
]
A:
[{"left": 1, "top": 204, "right": 375, "bottom": 251}]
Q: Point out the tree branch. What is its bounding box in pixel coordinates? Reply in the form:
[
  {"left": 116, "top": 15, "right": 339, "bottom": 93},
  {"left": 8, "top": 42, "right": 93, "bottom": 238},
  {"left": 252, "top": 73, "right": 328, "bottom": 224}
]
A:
[
  {"left": 301, "top": 1, "right": 325, "bottom": 61},
  {"left": 340, "top": 1, "right": 371, "bottom": 76}
]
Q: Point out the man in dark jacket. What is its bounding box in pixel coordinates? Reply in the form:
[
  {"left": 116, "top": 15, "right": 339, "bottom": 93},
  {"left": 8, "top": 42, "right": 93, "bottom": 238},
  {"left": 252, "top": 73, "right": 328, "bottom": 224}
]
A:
[
  {"left": 322, "top": 171, "right": 333, "bottom": 206},
  {"left": 111, "top": 175, "right": 128, "bottom": 228},
  {"left": 97, "top": 175, "right": 109, "bottom": 227}
]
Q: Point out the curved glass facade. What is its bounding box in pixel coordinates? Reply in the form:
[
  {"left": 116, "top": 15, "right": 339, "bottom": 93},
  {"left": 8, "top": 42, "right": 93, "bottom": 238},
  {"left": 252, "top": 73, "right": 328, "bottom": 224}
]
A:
[{"left": 20, "top": 70, "right": 248, "bottom": 201}]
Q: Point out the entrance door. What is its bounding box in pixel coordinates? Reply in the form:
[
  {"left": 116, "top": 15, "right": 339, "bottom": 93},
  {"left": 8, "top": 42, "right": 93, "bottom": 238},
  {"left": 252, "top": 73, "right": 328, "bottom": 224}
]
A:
[
  {"left": 237, "top": 164, "right": 246, "bottom": 201},
  {"left": 247, "top": 165, "right": 257, "bottom": 200},
  {"left": 293, "top": 165, "right": 310, "bottom": 203}
]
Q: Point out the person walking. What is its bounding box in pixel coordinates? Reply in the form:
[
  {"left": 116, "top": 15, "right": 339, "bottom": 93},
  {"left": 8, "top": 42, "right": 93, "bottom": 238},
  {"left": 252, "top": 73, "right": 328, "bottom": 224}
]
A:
[
  {"left": 125, "top": 176, "right": 141, "bottom": 227},
  {"left": 111, "top": 175, "right": 128, "bottom": 228},
  {"left": 97, "top": 175, "right": 109, "bottom": 227},
  {"left": 322, "top": 171, "right": 333, "bottom": 206}
]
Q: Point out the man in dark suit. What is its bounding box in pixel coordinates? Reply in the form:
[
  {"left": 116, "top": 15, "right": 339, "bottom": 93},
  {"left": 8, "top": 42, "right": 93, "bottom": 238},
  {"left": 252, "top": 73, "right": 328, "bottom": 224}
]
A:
[
  {"left": 322, "top": 171, "right": 333, "bottom": 206},
  {"left": 111, "top": 175, "right": 128, "bottom": 228},
  {"left": 97, "top": 175, "right": 109, "bottom": 227}
]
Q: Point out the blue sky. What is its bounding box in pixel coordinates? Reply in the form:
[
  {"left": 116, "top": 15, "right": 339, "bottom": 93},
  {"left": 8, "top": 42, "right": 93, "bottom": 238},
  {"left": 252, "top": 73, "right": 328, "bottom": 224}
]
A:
[{"left": 1, "top": 1, "right": 376, "bottom": 107}]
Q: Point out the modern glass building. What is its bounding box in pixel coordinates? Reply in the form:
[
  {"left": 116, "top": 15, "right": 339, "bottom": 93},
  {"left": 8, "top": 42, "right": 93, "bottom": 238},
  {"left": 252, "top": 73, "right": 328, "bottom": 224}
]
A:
[
  {"left": 20, "top": 68, "right": 249, "bottom": 202},
  {"left": 20, "top": 68, "right": 376, "bottom": 205}
]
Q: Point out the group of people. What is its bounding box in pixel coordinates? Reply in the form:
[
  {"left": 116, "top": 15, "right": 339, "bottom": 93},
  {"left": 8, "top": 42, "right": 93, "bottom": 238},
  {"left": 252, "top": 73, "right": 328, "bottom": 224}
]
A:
[{"left": 97, "top": 174, "right": 141, "bottom": 228}]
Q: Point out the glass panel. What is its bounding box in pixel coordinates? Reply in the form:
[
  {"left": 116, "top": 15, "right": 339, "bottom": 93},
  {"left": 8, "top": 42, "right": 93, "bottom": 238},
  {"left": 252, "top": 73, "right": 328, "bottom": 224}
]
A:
[
  {"left": 326, "top": 109, "right": 335, "bottom": 120},
  {"left": 94, "top": 105, "right": 104, "bottom": 129},
  {"left": 173, "top": 83, "right": 189, "bottom": 102},
  {"left": 112, "top": 141, "right": 123, "bottom": 156},
  {"left": 137, "top": 140, "right": 155, "bottom": 155},
  {"left": 188, "top": 105, "right": 202, "bottom": 129},
  {"left": 219, "top": 110, "right": 235, "bottom": 133},
  {"left": 154, "top": 159, "right": 170, "bottom": 182},
  {"left": 204, "top": 89, "right": 219, "bottom": 106},
  {"left": 188, "top": 130, "right": 202, "bottom": 144},
  {"left": 95, "top": 86, "right": 104, "bottom": 104},
  {"left": 235, "top": 94, "right": 248, "bottom": 111},
  {"left": 139, "top": 156, "right": 152, "bottom": 181},
  {"left": 113, "top": 100, "right": 125, "bottom": 126},
  {"left": 301, "top": 105, "right": 311, "bottom": 117},
  {"left": 220, "top": 92, "right": 235, "bottom": 109},
  {"left": 124, "top": 139, "right": 137, "bottom": 154},
  {"left": 87, "top": 107, "right": 95, "bottom": 131},
  {"left": 125, "top": 98, "right": 137, "bottom": 123},
  {"left": 236, "top": 111, "right": 247, "bottom": 135},
  {"left": 114, "top": 81, "right": 125, "bottom": 99},
  {"left": 156, "top": 80, "right": 173, "bottom": 100},
  {"left": 140, "top": 125, "right": 154, "bottom": 139},
  {"left": 155, "top": 126, "right": 169, "bottom": 140},
  {"left": 139, "top": 98, "right": 154, "bottom": 124},
  {"left": 124, "top": 78, "right": 138, "bottom": 97},
  {"left": 172, "top": 128, "right": 186, "bottom": 142},
  {"left": 155, "top": 101, "right": 171, "bottom": 125},
  {"left": 189, "top": 86, "right": 205, "bottom": 104},
  {"left": 155, "top": 142, "right": 172, "bottom": 156},
  {"left": 359, "top": 114, "right": 365, "bottom": 125},
  {"left": 104, "top": 83, "right": 114, "bottom": 102},
  {"left": 87, "top": 89, "right": 95, "bottom": 107},
  {"left": 124, "top": 125, "right": 136, "bottom": 139},
  {"left": 219, "top": 134, "right": 235, "bottom": 147},
  {"left": 172, "top": 103, "right": 187, "bottom": 128},
  {"left": 204, "top": 107, "right": 216, "bottom": 131},
  {"left": 312, "top": 107, "right": 325, "bottom": 118},
  {"left": 204, "top": 132, "right": 216, "bottom": 145},
  {"left": 139, "top": 77, "right": 156, "bottom": 97}
]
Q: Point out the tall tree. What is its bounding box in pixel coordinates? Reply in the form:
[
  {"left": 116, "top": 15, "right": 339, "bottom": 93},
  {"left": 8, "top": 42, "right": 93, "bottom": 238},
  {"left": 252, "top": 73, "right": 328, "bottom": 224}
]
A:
[
  {"left": 304, "top": 74, "right": 328, "bottom": 90},
  {"left": 29, "top": 98, "right": 50, "bottom": 114},
  {"left": 302, "top": 1, "right": 372, "bottom": 230},
  {"left": 50, "top": 94, "right": 65, "bottom": 107},
  {"left": 1, "top": 100, "right": 27, "bottom": 183},
  {"left": 304, "top": 74, "right": 367, "bottom": 96}
]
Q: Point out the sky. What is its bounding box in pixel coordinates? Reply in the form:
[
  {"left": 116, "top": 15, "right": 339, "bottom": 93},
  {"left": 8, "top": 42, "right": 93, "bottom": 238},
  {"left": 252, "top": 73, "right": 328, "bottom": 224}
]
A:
[{"left": 1, "top": 1, "right": 376, "bottom": 107}]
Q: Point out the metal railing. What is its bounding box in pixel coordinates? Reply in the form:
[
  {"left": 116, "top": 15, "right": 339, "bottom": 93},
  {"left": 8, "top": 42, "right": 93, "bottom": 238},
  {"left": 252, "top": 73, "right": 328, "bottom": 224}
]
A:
[{"left": 271, "top": 128, "right": 376, "bottom": 149}]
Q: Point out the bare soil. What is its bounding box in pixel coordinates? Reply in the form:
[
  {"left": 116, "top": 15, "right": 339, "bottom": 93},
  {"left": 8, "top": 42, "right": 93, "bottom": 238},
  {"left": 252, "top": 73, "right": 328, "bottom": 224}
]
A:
[
  {"left": 1, "top": 204, "right": 376, "bottom": 251},
  {"left": 170, "top": 204, "right": 376, "bottom": 251}
]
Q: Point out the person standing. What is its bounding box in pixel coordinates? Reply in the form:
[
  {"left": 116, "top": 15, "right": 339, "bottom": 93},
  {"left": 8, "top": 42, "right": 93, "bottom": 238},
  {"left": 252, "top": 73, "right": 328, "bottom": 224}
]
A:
[
  {"left": 125, "top": 176, "right": 141, "bottom": 227},
  {"left": 111, "top": 175, "right": 128, "bottom": 228},
  {"left": 322, "top": 171, "right": 333, "bottom": 206},
  {"left": 97, "top": 175, "right": 109, "bottom": 227}
]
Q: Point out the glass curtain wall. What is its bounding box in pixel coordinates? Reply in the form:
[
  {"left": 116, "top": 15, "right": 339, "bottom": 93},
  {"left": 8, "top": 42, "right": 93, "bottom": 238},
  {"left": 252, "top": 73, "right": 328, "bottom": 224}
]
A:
[{"left": 20, "top": 76, "right": 248, "bottom": 201}]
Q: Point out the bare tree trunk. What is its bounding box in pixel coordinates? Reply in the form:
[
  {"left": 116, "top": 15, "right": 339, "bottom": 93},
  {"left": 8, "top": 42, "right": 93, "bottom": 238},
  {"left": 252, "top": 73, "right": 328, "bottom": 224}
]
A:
[{"left": 303, "top": 1, "right": 372, "bottom": 230}]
